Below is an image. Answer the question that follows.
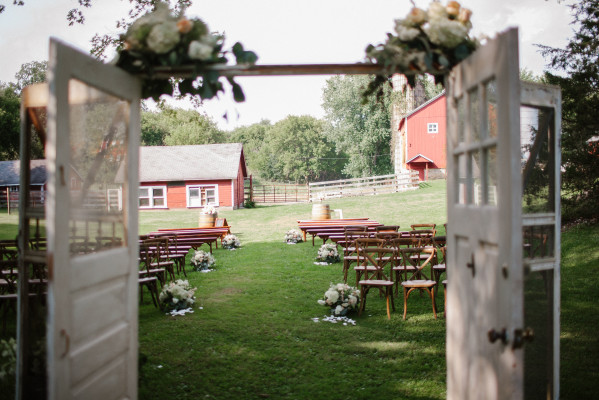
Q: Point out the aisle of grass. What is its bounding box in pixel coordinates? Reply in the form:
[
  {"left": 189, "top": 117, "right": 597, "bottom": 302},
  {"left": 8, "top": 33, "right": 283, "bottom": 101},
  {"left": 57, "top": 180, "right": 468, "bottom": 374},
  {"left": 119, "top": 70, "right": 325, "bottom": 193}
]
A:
[{"left": 137, "top": 180, "right": 449, "bottom": 399}]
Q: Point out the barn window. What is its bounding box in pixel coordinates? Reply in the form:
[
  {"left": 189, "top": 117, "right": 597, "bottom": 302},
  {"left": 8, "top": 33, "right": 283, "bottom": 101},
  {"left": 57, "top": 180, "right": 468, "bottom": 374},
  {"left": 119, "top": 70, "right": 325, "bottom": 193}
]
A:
[
  {"left": 139, "top": 185, "right": 167, "bottom": 208},
  {"left": 427, "top": 123, "right": 439, "bottom": 133},
  {"left": 187, "top": 184, "right": 218, "bottom": 208}
]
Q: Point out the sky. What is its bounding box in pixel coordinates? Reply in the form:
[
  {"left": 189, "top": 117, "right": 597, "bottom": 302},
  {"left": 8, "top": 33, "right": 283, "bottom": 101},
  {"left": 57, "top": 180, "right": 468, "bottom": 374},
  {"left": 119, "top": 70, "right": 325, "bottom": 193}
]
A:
[{"left": 0, "top": 0, "right": 573, "bottom": 130}]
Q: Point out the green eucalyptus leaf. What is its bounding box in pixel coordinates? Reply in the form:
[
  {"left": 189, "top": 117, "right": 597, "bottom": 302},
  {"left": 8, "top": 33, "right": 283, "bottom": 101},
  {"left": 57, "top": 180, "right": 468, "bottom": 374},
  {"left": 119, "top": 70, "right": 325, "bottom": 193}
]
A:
[
  {"left": 454, "top": 44, "right": 470, "bottom": 61},
  {"left": 438, "top": 55, "right": 449, "bottom": 67},
  {"left": 231, "top": 81, "right": 245, "bottom": 102}
]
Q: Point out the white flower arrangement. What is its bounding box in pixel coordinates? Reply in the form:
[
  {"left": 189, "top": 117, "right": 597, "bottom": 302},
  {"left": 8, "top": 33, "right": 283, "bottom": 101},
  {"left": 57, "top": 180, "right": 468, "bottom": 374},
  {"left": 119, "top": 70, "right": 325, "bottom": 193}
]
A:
[
  {"left": 201, "top": 205, "right": 217, "bottom": 215},
  {"left": 364, "top": 0, "right": 479, "bottom": 97},
  {"left": 285, "top": 229, "right": 303, "bottom": 244},
  {"left": 222, "top": 234, "right": 241, "bottom": 249},
  {"left": 115, "top": 1, "right": 257, "bottom": 102},
  {"left": 317, "top": 283, "right": 361, "bottom": 316},
  {"left": 159, "top": 279, "right": 197, "bottom": 312},
  {"left": 190, "top": 250, "right": 215, "bottom": 271},
  {"left": 316, "top": 243, "right": 340, "bottom": 264}
]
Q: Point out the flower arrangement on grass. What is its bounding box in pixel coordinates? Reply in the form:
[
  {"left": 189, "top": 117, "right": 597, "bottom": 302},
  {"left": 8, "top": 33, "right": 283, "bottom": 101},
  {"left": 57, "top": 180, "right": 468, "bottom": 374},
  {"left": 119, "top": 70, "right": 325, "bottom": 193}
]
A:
[
  {"left": 190, "top": 250, "right": 215, "bottom": 271},
  {"left": 222, "top": 234, "right": 241, "bottom": 249},
  {"left": 317, "top": 283, "right": 361, "bottom": 316},
  {"left": 114, "top": 1, "right": 257, "bottom": 102},
  {"left": 201, "top": 205, "right": 217, "bottom": 215},
  {"left": 159, "top": 279, "right": 197, "bottom": 311},
  {"left": 316, "top": 243, "right": 340, "bottom": 264},
  {"left": 364, "top": 0, "right": 479, "bottom": 98},
  {"left": 285, "top": 229, "right": 303, "bottom": 244}
]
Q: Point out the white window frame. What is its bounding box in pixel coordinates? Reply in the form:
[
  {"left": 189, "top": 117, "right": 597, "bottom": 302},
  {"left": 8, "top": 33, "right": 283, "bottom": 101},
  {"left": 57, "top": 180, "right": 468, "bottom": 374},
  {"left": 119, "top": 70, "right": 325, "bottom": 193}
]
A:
[
  {"left": 139, "top": 185, "right": 167, "bottom": 208},
  {"left": 427, "top": 122, "right": 439, "bottom": 134},
  {"left": 186, "top": 184, "right": 219, "bottom": 208}
]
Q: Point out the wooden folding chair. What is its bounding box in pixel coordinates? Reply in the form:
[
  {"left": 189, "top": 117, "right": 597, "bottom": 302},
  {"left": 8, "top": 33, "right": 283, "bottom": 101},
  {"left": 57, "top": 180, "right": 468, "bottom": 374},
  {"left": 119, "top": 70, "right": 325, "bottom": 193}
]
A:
[
  {"left": 355, "top": 242, "right": 396, "bottom": 319},
  {"left": 399, "top": 247, "right": 437, "bottom": 320},
  {"left": 341, "top": 231, "right": 370, "bottom": 283},
  {"left": 138, "top": 242, "right": 163, "bottom": 309},
  {"left": 353, "top": 238, "right": 387, "bottom": 285}
]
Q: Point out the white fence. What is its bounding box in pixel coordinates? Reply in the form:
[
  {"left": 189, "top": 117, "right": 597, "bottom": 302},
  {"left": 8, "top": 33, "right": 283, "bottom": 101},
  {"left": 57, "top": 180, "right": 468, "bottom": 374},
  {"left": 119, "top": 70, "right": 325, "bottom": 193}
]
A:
[{"left": 308, "top": 171, "right": 419, "bottom": 202}]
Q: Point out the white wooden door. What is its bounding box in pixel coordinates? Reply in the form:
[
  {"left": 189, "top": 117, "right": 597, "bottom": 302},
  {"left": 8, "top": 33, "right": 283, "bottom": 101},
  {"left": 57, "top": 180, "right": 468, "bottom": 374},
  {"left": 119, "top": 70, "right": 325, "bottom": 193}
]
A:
[
  {"left": 46, "top": 38, "right": 141, "bottom": 400},
  {"left": 446, "top": 28, "right": 523, "bottom": 399}
]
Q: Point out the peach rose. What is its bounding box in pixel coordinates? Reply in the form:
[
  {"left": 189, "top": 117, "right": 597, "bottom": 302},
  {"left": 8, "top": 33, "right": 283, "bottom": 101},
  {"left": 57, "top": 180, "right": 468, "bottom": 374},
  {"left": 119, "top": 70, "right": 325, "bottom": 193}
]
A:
[
  {"left": 458, "top": 8, "right": 472, "bottom": 24},
  {"left": 446, "top": 1, "right": 461, "bottom": 17},
  {"left": 177, "top": 18, "right": 193, "bottom": 34}
]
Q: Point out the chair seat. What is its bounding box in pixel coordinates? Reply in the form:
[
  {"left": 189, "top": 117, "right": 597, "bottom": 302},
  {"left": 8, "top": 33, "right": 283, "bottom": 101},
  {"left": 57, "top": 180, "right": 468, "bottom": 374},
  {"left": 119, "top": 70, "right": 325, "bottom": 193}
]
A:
[
  {"left": 392, "top": 265, "right": 416, "bottom": 271},
  {"left": 360, "top": 279, "right": 394, "bottom": 286},
  {"left": 354, "top": 265, "right": 378, "bottom": 271},
  {"left": 402, "top": 279, "right": 436, "bottom": 288}
]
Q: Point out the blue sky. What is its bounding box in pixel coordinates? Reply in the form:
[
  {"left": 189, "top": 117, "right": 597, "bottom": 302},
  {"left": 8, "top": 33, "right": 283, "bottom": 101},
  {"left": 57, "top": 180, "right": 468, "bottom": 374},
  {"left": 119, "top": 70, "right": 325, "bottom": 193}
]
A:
[{"left": 0, "top": 0, "right": 572, "bottom": 129}]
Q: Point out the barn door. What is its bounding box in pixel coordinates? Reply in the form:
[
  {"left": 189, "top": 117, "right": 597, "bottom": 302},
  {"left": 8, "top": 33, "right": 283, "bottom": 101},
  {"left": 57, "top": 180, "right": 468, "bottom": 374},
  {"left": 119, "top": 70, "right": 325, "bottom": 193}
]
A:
[
  {"left": 446, "top": 28, "right": 524, "bottom": 399},
  {"left": 46, "top": 38, "right": 141, "bottom": 399}
]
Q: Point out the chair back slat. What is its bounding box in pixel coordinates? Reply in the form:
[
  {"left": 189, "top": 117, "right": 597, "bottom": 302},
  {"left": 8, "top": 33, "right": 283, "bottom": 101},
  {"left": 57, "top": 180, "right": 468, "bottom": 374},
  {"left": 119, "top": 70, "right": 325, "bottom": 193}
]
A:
[{"left": 399, "top": 247, "right": 436, "bottom": 281}]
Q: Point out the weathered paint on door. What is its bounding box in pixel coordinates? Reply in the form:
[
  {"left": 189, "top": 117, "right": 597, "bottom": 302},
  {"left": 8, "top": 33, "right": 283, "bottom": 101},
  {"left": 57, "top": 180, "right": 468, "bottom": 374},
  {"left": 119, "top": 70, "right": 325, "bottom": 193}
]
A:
[{"left": 46, "top": 38, "right": 141, "bottom": 400}]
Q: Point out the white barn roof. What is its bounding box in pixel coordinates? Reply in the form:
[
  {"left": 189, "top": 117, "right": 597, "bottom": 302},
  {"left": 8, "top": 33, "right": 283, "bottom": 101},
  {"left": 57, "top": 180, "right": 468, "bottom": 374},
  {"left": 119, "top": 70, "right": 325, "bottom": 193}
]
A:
[{"left": 139, "top": 143, "right": 245, "bottom": 182}]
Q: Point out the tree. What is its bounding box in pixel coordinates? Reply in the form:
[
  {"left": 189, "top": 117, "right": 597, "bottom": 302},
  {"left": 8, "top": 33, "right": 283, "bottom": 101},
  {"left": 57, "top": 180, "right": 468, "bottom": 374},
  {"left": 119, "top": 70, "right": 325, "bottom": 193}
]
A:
[
  {"left": 0, "top": 60, "right": 46, "bottom": 160},
  {"left": 322, "top": 75, "right": 394, "bottom": 178},
  {"left": 13, "top": 61, "right": 47, "bottom": 94},
  {"left": 537, "top": 0, "right": 599, "bottom": 222},
  {"left": 141, "top": 106, "right": 225, "bottom": 146},
  {"left": 0, "top": 84, "right": 21, "bottom": 160},
  {"left": 254, "top": 115, "right": 344, "bottom": 183},
  {"left": 229, "top": 120, "right": 271, "bottom": 175}
]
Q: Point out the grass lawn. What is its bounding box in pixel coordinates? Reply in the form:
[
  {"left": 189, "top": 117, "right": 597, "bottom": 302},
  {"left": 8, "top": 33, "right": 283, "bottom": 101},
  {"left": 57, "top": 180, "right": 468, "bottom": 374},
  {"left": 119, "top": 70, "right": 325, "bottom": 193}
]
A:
[{"left": 1, "top": 179, "right": 597, "bottom": 399}]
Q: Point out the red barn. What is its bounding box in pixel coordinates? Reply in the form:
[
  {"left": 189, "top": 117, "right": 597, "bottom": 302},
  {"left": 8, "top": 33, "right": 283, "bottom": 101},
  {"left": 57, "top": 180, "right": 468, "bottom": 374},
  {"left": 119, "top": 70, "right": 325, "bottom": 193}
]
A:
[
  {"left": 139, "top": 143, "right": 247, "bottom": 210},
  {"left": 394, "top": 92, "right": 446, "bottom": 181}
]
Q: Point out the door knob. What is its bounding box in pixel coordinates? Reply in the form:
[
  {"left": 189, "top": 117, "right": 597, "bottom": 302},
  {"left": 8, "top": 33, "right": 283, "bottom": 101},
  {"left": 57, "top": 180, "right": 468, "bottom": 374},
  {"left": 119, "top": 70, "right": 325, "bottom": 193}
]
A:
[
  {"left": 512, "top": 328, "right": 534, "bottom": 349},
  {"left": 488, "top": 328, "right": 508, "bottom": 344}
]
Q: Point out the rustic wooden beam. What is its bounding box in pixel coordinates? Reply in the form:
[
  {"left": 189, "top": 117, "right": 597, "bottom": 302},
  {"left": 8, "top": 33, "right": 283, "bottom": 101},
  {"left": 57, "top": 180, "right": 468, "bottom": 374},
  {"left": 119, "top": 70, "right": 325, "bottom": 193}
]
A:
[{"left": 148, "top": 63, "right": 397, "bottom": 79}]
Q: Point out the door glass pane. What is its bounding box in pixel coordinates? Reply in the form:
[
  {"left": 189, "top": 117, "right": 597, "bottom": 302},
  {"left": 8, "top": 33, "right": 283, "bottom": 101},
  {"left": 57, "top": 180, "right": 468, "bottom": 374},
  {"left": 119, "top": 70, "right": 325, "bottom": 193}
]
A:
[
  {"left": 485, "top": 146, "right": 498, "bottom": 206},
  {"left": 469, "top": 88, "right": 481, "bottom": 143},
  {"left": 457, "top": 96, "right": 466, "bottom": 144},
  {"left": 486, "top": 80, "right": 498, "bottom": 138},
  {"left": 523, "top": 224, "right": 555, "bottom": 259},
  {"left": 524, "top": 269, "right": 554, "bottom": 400},
  {"left": 456, "top": 153, "right": 467, "bottom": 204},
  {"left": 189, "top": 188, "right": 199, "bottom": 198},
  {"left": 521, "top": 106, "right": 555, "bottom": 214},
  {"left": 68, "top": 79, "right": 128, "bottom": 255},
  {"left": 471, "top": 150, "right": 482, "bottom": 205}
]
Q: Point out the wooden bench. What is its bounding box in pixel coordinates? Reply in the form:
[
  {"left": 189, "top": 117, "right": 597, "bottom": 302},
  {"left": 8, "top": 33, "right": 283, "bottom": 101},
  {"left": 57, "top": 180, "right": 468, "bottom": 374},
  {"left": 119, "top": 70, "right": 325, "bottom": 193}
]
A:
[{"left": 297, "top": 219, "right": 382, "bottom": 245}]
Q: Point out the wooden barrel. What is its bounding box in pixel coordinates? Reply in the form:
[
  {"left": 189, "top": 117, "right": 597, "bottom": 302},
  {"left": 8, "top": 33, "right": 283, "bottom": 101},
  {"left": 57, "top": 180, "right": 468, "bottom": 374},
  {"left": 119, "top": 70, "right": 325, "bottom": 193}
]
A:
[
  {"left": 198, "top": 213, "right": 217, "bottom": 228},
  {"left": 312, "top": 204, "right": 331, "bottom": 220}
]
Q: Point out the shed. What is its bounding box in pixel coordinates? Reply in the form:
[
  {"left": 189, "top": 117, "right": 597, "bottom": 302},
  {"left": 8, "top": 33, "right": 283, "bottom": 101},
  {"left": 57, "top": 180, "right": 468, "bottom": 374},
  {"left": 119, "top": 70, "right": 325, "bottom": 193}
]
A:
[
  {"left": 0, "top": 159, "right": 47, "bottom": 208},
  {"left": 139, "top": 143, "right": 248, "bottom": 210},
  {"left": 394, "top": 91, "right": 446, "bottom": 181}
]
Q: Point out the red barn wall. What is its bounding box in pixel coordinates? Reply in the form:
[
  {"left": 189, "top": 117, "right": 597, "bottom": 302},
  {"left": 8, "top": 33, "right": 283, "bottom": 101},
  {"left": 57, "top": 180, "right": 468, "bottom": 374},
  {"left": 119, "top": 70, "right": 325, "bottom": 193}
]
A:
[
  {"left": 406, "top": 95, "right": 447, "bottom": 170},
  {"left": 140, "top": 179, "right": 233, "bottom": 209}
]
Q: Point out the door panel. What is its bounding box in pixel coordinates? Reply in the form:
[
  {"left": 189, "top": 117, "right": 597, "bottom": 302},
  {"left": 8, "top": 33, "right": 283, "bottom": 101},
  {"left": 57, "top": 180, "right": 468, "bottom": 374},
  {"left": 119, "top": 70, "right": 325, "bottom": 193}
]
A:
[
  {"left": 446, "top": 28, "right": 523, "bottom": 399},
  {"left": 47, "top": 38, "right": 141, "bottom": 399}
]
